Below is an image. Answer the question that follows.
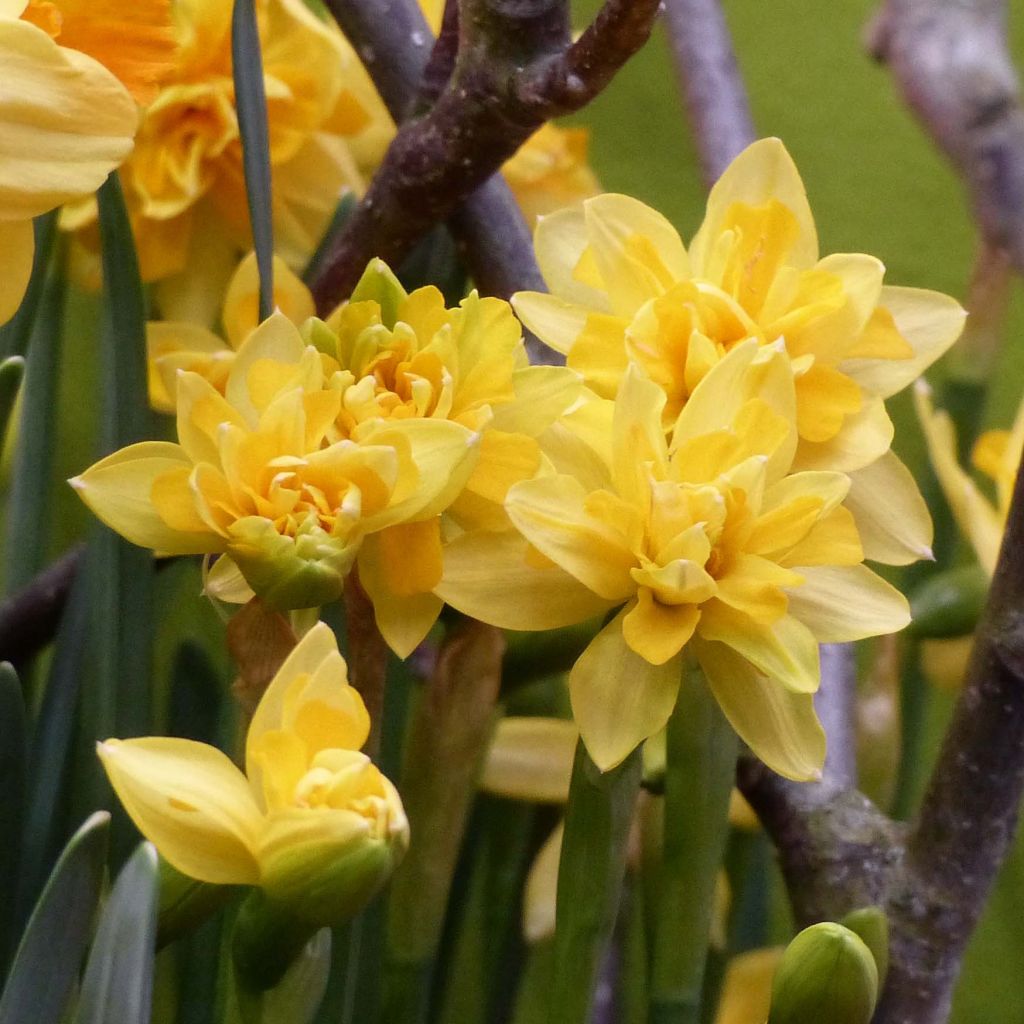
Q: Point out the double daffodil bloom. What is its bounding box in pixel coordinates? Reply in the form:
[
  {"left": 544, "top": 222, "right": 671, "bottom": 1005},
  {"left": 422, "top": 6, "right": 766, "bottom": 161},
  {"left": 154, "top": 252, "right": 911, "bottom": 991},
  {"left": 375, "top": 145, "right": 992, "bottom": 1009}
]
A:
[
  {"left": 441, "top": 343, "right": 912, "bottom": 777},
  {"left": 915, "top": 379, "right": 1024, "bottom": 576},
  {"left": 65, "top": 0, "right": 390, "bottom": 290},
  {"left": 72, "top": 311, "right": 479, "bottom": 611},
  {"left": 0, "top": 6, "right": 143, "bottom": 323},
  {"left": 513, "top": 138, "right": 964, "bottom": 566},
  {"left": 98, "top": 623, "right": 408, "bottom": 924}
]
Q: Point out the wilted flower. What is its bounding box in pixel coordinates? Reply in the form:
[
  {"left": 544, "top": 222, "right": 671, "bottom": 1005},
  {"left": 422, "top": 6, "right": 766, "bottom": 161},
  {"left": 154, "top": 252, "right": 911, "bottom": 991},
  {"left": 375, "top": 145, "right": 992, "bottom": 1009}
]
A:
[
  {"left": 442, "top": 344, "right": 912, "bottom": 777},
  {"left": 513, "top": 137, "right": 964, "bottom": 565},
  {"left": 98, "top": 623, "right": 408, "bottom": 925}
]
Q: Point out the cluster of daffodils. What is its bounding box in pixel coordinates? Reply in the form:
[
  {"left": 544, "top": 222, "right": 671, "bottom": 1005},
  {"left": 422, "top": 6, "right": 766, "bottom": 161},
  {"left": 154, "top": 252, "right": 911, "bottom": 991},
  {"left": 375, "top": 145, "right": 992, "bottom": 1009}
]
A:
[{"left": 77, "top": 139, "right": 964, "bottom": 801}]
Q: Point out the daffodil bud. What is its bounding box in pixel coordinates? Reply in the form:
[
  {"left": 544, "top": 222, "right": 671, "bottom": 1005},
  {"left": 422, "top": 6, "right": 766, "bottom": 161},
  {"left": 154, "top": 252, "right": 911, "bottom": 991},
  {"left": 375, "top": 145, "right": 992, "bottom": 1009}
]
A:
[
  {"left": 840, "top": 906, "right": 889, "bottom": 987},
  {"left": 228, "top": 518, "right": 359, "bottom": 610},
  {"left": 768, "top": 922, "right": 879, "bottom": 1024},
  {"left": 908, "top": 564, "right": 987, "bottom": 638}
]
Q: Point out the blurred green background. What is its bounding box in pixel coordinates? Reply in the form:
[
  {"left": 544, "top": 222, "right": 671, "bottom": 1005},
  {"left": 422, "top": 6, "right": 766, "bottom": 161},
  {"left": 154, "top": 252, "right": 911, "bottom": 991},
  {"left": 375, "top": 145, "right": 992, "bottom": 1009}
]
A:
[{"left": 570, "top": 2, "right": 1024, "bottom": 1018}]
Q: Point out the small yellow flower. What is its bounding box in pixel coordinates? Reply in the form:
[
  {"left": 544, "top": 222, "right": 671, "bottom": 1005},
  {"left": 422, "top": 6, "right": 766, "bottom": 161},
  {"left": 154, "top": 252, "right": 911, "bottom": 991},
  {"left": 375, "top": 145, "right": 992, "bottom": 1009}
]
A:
[
  {"left": 0, "top": 8, "right": 141, "bottom": 323},
  {"left": 441, "top": 344, "right": 912, "bottom": 777},
  {"left": 513, "top": 138, "right": 963, "bottom": 565},
  {"left": 915, "top": 378, "right": 1023, "bottom": 576},
  {"left": 71, "top": 310, "right": 479, "bottom": 612},
  {"left": 501, "top": 123, "right": 601, "bottom": 227},
  {"left": 97, "top": 623, "right": 408, "bottom": 925}
]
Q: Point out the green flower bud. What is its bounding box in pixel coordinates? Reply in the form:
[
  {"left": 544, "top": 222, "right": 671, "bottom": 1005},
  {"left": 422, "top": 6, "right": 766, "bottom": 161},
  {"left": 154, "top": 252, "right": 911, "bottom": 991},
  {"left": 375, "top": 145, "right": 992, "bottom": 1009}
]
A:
[
  {"left": 349, "top": 258, "right": 408, "bottom": 329},
  {"left": 768, "top": 922, "right": 879, "bottom": 1024},
  {"left": 908, "top": 564, "right": 987, "bottom": 638},
  {"left": 840, "top": 906, "right": 889, "bottom": 987}
]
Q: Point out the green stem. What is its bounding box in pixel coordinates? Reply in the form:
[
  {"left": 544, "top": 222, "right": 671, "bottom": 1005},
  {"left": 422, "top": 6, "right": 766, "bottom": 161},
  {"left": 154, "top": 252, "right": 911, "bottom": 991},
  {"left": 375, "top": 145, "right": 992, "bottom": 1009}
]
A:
[
  {"left": 650, "top": 665, "right": 737, "bottom": 1024},
  {"left": 232, "top": 890, "right": 318, "bottom": 993},
  {"left": 551, "top": 741, "right": 642, "bottom": 1024}
]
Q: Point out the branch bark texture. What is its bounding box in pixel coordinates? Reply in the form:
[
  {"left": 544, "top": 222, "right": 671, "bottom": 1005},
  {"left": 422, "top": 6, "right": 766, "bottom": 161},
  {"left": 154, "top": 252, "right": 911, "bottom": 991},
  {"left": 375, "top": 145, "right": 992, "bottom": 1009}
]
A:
[
  {"left": 868, "top": 0, "right": 1024, "bottom": 270},
  {"left": 313, "top": 0, "right": 660, "bottom": 313}
]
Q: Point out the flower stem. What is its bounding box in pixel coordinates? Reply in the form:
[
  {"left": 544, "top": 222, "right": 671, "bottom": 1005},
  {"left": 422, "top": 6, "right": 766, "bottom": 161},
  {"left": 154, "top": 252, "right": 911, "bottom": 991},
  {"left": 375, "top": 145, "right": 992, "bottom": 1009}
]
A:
[
  {"left": 550, "top": 740, "right": 642, "bottom": 1023},
  {"left": 649, "top": 664, "right": 737, "bottom": 1024}
]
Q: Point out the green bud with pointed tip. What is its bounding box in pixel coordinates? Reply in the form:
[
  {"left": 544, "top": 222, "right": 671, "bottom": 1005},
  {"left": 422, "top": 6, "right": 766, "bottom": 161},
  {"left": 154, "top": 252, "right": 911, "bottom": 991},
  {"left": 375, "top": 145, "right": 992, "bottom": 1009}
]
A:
[
  {"left": 768, "top": 922, "right": 879, "bottom": 1024},
  {"left": 840, "top": 906, "right": 889, "bottom": 986},
  {"left": 349, "top": 258, "right": 408, "bottom": 328}
]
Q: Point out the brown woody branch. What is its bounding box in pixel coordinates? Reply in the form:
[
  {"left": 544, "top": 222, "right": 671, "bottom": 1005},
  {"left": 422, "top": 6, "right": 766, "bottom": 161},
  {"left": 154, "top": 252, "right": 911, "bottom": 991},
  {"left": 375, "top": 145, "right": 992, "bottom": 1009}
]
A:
[
  {"left": 311, "top": 0, "right": 660, "bottom": 314},
  {"left": 867, "top": 0, "right": 1024, "bottom": 271}
]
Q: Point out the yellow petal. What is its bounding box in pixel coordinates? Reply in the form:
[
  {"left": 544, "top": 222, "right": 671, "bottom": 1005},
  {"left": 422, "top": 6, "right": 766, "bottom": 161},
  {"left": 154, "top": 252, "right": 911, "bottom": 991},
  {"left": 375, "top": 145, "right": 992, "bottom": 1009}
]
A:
[
  {"left": 570, "top": 608, "right": 683, "bottom": 771},
  {"left": 690, "top": 138, "right": 818, "bottom": 274},
  {"left": 226, "top": 313, "right": 309, "bottom": 425},
  {"left": 492, "top": 365, "right": 584, "bottom": 436},
  {"left": 841, "top": 286, "right": 966, "bottom": 398},
  {"left": 223, "top": 252, "right": 316, "bottom": 349},
  {"left": 70, "top": 442, "right": 222, "bottom": 555},
  {"left": 438, "top": 529, "right": 615, "bottom": 631},
  {"left": 714, "top": 948, "right": 785, "bottom": 1024},
  {"left": 844, "top": 448, "right": 935, "bottom": 566},
  {"left": 0, "top": 218, "right": 33, "bottom": 325},
  {"left": 480, "top": 717, "right": 578, "bottom": 804},
  {"left": 698, "top": 604, "right": 820, "bottom": 693},
  {"left": 524, "top": 822, "right": 563, "bottom": 945},
  {"left": 693, "top": 639, "right": 825, "bottom": 782},
  {"left": 786, "top": 565, "right": 910, "bottom": 642},
  {"left": 511, "top": 292, "right": 588, "bottom": 358},
  {"left": 0, "top": 20, "right": 136, "bottom": 220},
  {"left": 147, "top": 321, "right": 232, "bottom": 413},
  {"left": 506, "top": 475, "right": 638, "bottom": 602},
  {"left": 357, "top": 527, "right": 445, "bottom": 658},
  {"left": 793, "top": 396, "right": 894, "bottom": 474},
  {"left": 622, "top": 590, "right": 700, "bottom": 665},
  {"left": 97, "top": 737, "right": 262, "bottom": 884},
  {"left": 532, "top": 206, "right": 611, "bottom": 310}
]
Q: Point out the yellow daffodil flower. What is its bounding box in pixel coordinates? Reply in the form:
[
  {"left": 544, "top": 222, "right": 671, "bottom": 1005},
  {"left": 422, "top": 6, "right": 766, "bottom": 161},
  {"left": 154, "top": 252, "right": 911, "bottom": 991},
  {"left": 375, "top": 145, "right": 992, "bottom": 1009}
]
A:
[
  {"left": 147, "top": 251, "right": 314, "bottom": 412},
  {"left": 714, "top": 948, "right": 784, "bottom": 1024},
  {"left": 441, "top": 343, "right": 912, "bottom": 777},
  {"left": 502, "top": 123, "right": 601, "bottom": 227},
  {"left": 0, "top": 8, "right": 141, "bottom": 323},
  {"left": 98, "top": 623, "right": 408, "bottom": 925},
  {"left": 512, "top": 138, "right": 963, "bottom": 566},
  {"left": 64, "top": 0, "right": 390, "bottom": 293},
  {"left": 71, "top": 310, "right": 479, "bottom": 612},
  {"left": 915, "top": 378, "right": 1023, "bottom": 576}
]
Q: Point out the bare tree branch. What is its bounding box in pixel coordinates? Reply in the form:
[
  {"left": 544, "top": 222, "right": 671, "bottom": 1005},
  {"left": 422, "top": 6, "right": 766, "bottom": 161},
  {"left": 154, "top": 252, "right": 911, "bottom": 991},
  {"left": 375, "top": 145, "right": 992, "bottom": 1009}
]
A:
[
  {"left": 662, "top": 0, "right": 756, "bottom": 186},
  {"left": 867, "top": 0, "right": 1024, "bottom": 270},
  {"left": 311, "top": 0, "right": 661, "bottom": 314}
]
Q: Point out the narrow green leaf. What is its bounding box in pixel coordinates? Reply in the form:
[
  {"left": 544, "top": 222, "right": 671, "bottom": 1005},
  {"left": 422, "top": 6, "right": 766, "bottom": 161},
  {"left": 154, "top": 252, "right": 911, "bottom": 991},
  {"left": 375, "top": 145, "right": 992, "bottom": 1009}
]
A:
[
  {"left": 0, "top": 664, "right": 26, "bottom": 972},
  {"left": 74, "top": 842, "right": 160, "bottom": 1024},
  {"left": 0, "top": 211, "right": 58, "bottom": 361},
  {"left": 3, "top": 245, "right": 67, "bottom": 595},
  {"left": 232, "top": 0, "right": 274, "bottom": 320},
  {"left": 0, "top": 357, "right": 24, "bottom": 453},
  {"left": 0, "top": 812, "right": 110, "bottom": 1024},
  {"left": 17, "top": 559, "right": 94, "bottom": 919},
  {"left": 551, "top": 741, "right": 642, "bottom": 1023},
  {"left": 650, "top": 666, "right": 737, "bottom": 1024}
]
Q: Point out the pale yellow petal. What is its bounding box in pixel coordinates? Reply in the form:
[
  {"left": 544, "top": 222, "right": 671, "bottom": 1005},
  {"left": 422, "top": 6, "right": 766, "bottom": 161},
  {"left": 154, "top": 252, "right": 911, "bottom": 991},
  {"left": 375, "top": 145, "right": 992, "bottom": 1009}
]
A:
[
  {"left": 845, "top": 448, "right": 935, "bottom": 566},
  {"left": 793, "top": 396, "right": 894, "bottom": 474},
  {"left": 97, "top": 737, "right": 262, "bottom": 885},
  {"left": 570, "top": 609, "right": 683, "bottom": 772},
  {"left": 437, "top": 529, "right": 615, "bottom": 631},
  {"left": 70, "top": 442, "right": 222, "bottom": 555},
  {"left": 532, "top": 206, "right": 610, "bottom": 310},
  {"left": 694, "top": 639, "right": 825, "bottom": 782},
  {"left": 524, "top": 822, "right": 563, "bottom": 945},
  {"left": 786, "top": 565, "right": 910, "bottom": 642},
  {"left": 511, "top": 292, "right": 588, "bottom": 357},
  {"left": 690, "top": 138, "right": 818, "bottom": 274},
  {"left": 225, "top": 313, "right": 309, "bottom": 425},
  {"left": 842, "top": 286, "right": 966, "bottom": 398},
  {"left": 480, "top": 717, "right": 578, "bottom": 804},
  {"left": 0, "top": 20, "right": 136, "bottom": 220},
  {"left": 223, "top": 252, "right": 316, "bottom": 349}
]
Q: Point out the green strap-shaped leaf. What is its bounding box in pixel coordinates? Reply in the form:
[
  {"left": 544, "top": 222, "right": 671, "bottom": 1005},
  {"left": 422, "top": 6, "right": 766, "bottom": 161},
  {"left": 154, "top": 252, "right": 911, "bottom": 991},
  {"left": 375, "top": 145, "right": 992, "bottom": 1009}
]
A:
[
  {"left": 0, "top": 812, "right": 110, "bottom": 1024},
  {"left": 0, "top": 664, "right": 26, "bottom": 972},
  {"left": 232, "top": 0, "right": 274, "bottom": 320},
  {"left": 0, "top": 211, "right": 58, "bottom": 361},
  {"left": 3, "top": 245, "right": 67, "bottom": 595},
  {"left": 73, "top": 842, "right": 160, "bottom": 1024},
  {"left": 551, "top": 741, "right": 642, "bottom": 1023},
  {"left": 650, "top": 666, "right": 738, "bottom": 1024}
]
